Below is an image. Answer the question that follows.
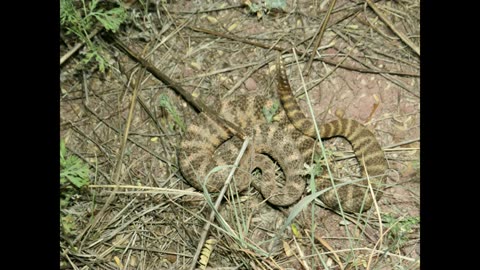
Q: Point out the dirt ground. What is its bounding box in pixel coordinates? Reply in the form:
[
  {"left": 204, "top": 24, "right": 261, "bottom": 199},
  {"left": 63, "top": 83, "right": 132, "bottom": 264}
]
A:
[{"left": 60, "top": 0, "right": 420, "bottom": 269}]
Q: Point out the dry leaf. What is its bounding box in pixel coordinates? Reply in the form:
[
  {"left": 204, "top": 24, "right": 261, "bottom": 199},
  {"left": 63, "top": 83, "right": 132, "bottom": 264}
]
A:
[
  {"left": 192, "top": 90, "right": 200, "bottom": 98},
  {"left": 165, "top": 253, "right": 177, "bottom": 263},
  {"left": 114, "top": 256, "right": 123, "bottom": 268},
  {"left": 129, "top": 255, "right": 138, "bottom": 267},
  {"left": 190, "top": 62, "right": 202, "bottom": 70},
  {"left": 227, "top": 22, "right": 238, "bottom": 32},
  {"left": 282, "top": 240, "right": 294, "bottom": 257},
  {"left": 296, "top": 18, "right": 303, "bottom": 28},
  {"left": 206, "top": 16, "right": 218, "bottom": 24},
  {"left": 339, "top": 219, "right": 351, "bottom": 226},
  {"left": 335, "top": 108, "right": 345, "bottom": 119}
]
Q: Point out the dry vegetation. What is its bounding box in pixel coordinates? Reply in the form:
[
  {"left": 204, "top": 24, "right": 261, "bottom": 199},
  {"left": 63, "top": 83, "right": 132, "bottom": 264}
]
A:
[{"left": 60, "top": 0, "right": 420, "bottom": 269}]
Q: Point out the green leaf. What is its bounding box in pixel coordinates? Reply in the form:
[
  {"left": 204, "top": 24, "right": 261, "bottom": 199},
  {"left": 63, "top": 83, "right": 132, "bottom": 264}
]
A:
[
  {"left": 65, "top": 175, "right": 83, "bottom": 188},
  {"left": 93, "top": 7, "right": 127, "bottom": 32},
  {"left": 266, "top": 0, "right": 287, "bottom": 10},
  {"left": 60, "top": 0, "right": 78, "bottom": 26},
  {"left": 248, "top": 3, "right": 262, "bottom": 13},
  {"left": 61, "top": 214, "right": 76, "bottom": 235},
  {"left": 60, "top": 0, "right": 126, "bottom": 73},
  {"left": 60, "top": 197, "right": 70, "bottom": 208},
  {"left": 60, "top": 139, "right": 66, "bottom": 157},
  {"left": 60, "top": 177, "right": 68, "bottom": 185},
  {"left": 60, "top": 154, "right": 90, "bottom": 189},
  {"left": 88, "top": 0, "right": 99, "bottom": 13}
]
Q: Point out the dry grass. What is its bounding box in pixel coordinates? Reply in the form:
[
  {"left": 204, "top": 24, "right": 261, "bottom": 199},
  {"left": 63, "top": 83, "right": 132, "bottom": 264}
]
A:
[{"left": 60, "top": 0, "right": 420, "bottom": 269}]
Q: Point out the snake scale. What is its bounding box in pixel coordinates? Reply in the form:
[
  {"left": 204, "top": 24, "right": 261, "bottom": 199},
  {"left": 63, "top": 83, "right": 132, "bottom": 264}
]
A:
[{"left": 179, "top": 58, "right": 388, "bottom": 213}]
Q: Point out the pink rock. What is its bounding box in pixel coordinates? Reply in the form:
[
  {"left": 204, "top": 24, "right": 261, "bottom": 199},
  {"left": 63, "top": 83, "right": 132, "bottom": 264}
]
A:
[{"left": 245, "top": 78, "right": 257, "bottom": 91}]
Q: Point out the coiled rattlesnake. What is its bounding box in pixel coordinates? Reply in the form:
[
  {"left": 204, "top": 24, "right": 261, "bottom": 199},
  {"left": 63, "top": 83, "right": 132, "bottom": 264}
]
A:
[{"left": 179, "top": 58, "right": 388, "bottom": 213}]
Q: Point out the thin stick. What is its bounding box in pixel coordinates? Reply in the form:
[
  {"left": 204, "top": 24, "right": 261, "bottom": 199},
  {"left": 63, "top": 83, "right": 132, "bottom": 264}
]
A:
[
  {"left": 365, "top": 0, "right": 420, "bottom": 56},
  {"left": 102, "top": 243, "right": 193, "bottom": 258},
  {"left": 303, "top": 0, "right": 337, "bottom": 76},
  {"left": 385, "top": 138, "right": 420, "bottom": 149},
  {"left": 157, "top": 4, "right": 243, "bottom": 14},
  {"left": 88, "top": 185, "right": 202, "bottom": 197},
  {"left": 188, "top": 138, "right": 250, "bottom": 270},
  {"left": 307, "top": 247, "right": 417, "bottom": 262},
  {"left": 362, "top": 156, "right": 384, "bottom": 270},
  {"left": 326, "top": 137, "right": 420, "bottom": 163}
]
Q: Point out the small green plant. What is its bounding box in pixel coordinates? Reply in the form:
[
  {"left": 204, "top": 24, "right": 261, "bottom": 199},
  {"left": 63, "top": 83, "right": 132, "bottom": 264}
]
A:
[
  {"left": 60, "top": 0, "right": 127, "bottom": 72},
  {"left": 413, "top": 160, "right": 420, "bottom": 170},
  {"left": 61, "top": 214, "right": 77, "bottom": 236},
  {"left": 60, "top": 139, "right": 91, "bottom": 235},
  {"left": 60, "top": 139, "right": 90, "bottom": 207},
  {"left": 158, "top": 93, "right": 186, "bottom": 131},
  {"left": 303, "top": 148, "right": 334, "bottom": 178},
  {"left": 245, "top": 0, "right": 286, "bottom": 19},
  {"left": 261, "top": 100, "right": 280, "bottom": 123},
  {"left": 383, "top": 214, "right": 420, "bottom": 249}
]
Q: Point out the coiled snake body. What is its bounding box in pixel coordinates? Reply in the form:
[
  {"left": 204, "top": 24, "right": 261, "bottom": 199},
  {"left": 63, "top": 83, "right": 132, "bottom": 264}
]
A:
[{"left": 179, "top": 59, "right": 388, "bottom": 213}]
